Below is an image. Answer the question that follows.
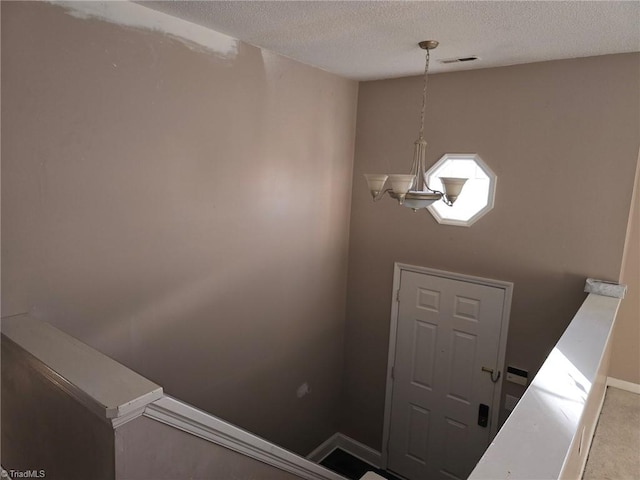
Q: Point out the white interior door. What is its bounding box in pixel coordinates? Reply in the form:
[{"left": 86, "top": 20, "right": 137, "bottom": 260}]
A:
[{"left": 387, "top": 269, "right": 508, "bottom": 480}]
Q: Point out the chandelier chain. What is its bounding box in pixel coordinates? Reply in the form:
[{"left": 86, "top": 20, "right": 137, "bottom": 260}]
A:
[{"left": 419, "top": 48, "right": 430, "bottom": 139}]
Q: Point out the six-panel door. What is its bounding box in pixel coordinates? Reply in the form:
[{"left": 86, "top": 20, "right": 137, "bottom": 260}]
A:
[{"left": 388, "top": 270, "right": 505, "bottom": 480}]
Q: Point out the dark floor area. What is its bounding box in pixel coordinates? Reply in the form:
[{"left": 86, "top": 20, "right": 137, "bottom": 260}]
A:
[{"left": 320, "top": 448, "right": 403, "bottom": 480}]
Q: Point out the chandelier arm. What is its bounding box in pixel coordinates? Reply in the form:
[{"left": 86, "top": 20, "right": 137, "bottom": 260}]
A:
[
  {"left": 419, "top": 186, "right": 453, "bottom": 206},
  {"left": 373, "top": 188, "right": 394, "bottom": 202},
  {"left": 420, "top": 171, "right": 455, "bottom": 206},
  {"left": 421, "top": 171, "right": 442, "bottom": 195}
]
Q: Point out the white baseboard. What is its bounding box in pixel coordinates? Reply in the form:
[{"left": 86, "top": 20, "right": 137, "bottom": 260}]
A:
[
  {"left": 335, "top": 434, "right": 382, "bottom": 469},
  {"left": 307, "top": 433, "right": 382, "bottom": 469},
  {"left": 307, "top": 433, "right": 341, "bottom": 463},
  {"left": 607, "top": 377, "right": 640, "bottom": 394}
]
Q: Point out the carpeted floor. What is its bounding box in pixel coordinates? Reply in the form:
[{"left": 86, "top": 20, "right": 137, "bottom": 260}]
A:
[{"left": 583, "top": 386, "right": 640, "bottom": 479}]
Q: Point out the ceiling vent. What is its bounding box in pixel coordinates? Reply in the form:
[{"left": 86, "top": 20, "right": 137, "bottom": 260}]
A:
[{"left": 440, "top": 56, "right": 479, "bottom": 64}]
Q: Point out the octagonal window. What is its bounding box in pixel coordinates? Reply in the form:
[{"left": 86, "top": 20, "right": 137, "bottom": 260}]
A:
[{"left": 426, "top": 153, "right": 496, "bottom": 226}]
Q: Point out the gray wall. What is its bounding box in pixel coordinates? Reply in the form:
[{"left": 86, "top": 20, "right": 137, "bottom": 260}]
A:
[
  {"left": 1, "top": 2, "right": 357, "bottom": 455},
  {"left": 342, "top": 54, "right": 640, "bottom": 449}
]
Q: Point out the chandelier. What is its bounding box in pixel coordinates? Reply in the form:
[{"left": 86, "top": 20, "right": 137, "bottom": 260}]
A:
[{"left": 364, "top": 41, "right": 467, "bottom": 211}]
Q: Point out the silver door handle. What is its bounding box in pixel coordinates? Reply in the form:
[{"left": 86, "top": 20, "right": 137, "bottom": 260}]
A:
[{"left": 482, "top": 366, "right": 501, "bottom": 383}]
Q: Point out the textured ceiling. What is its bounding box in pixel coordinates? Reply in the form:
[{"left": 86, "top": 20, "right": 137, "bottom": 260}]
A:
[{"left": 141, "top": 1, "right": 640, "bottom": 80}]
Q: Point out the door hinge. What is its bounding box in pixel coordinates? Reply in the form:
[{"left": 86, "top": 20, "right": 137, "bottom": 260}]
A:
[
  {"left": 391, "top": 366, "right": 395, "bottom": 379},
  {"left": 395, "top": 289, "right": 400, "bottom": 302}
]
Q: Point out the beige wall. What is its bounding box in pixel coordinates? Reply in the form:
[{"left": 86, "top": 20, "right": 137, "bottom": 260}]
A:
[
  {"left": 343, "top": 54, "right": 640, "bottom": 449},
  {"left": 610, "top": 150, "right": 640, "bottom": 383},
  {"left": 2, "top": 337, "right": 115, "bottom": 478},
  {"left": 1, "top": 2, "right": 357, "bottom": 455},
  {"left": 115, "top": 416, "right": 300, "bottom": 480}
]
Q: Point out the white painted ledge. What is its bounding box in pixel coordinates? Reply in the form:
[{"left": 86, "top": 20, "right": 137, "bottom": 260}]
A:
[
  {"left": 1, "top": 313, "right": 162, "bottom": 426},
  {"left": 469, "top": 293, "right": 621, "bottom": 480},
  {"left": 144, "top": 396, "right": 347, "bottom": 480}
]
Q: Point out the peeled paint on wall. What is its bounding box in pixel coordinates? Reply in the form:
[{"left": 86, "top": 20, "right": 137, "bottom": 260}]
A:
[{"left": 51, "top": 1, "right": 238, "bottom": 58}]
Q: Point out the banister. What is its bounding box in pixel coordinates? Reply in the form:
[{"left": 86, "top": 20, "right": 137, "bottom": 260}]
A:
[
  {"left": 469, "top": 291, "right": 622, "bottom": 479},
  {"left": 1, "top": 313, "right": 163, "bottom": 426}
]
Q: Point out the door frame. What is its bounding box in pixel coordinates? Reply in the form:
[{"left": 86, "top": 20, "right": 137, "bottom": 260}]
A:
[{"left": 381, "top": 262, "right": 514, "bottom": 470}]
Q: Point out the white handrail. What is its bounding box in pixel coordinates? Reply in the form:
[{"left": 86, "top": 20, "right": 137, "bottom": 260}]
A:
[
  {"left": 469, "top": 292, "right": 622, "bottom": 480},
  {"left": 144, "top": 395, "right": 347, "bottom": 480}
]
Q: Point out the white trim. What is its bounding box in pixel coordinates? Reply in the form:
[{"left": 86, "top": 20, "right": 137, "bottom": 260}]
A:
[
  {"left": 338, "top": 434, "right": 382, "bottom": 468},
  {"left": 426, "top": 153, "right": 497, "bottom": 227},
  {"left": 381, "top": 266, "right": 403, "bottom": 469},
  {"left": 307, "top": 433, "right": 383, "bottom": 470},
  {"left": 111, "top": 405, "right": 147, "bottom": 428},
  {"left": 307, "top": 433, "right": 341, "bottom": 463},
  {"left": 144, "top": 396, "right": 346, "bottom": 480},
  {"left": 334, "top": 434, "right": 382, "bottom": 469},
  {"left": 381, "top": 263, "right": 513, "bottom": 469},
  {"left": 307, "top": 432, "right": 382, "bottom": 468},
  {"left": 607, "top": 377, "right": 640, "bottom": 394}
]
